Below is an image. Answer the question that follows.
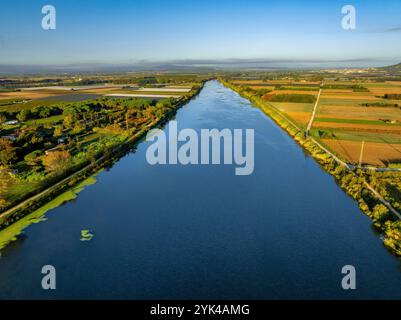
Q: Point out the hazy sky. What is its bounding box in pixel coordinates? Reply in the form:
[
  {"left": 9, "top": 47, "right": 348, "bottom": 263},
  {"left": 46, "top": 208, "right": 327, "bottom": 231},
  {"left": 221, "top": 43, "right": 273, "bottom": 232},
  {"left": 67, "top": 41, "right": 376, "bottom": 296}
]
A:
[{"left": 1, "top": 0, "right": 400, "bottom": 66}]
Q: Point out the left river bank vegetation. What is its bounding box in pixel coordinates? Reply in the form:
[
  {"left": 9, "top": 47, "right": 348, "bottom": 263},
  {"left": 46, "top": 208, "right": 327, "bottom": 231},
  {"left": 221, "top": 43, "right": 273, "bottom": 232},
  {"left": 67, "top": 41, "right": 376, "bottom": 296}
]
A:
[{"left": 0, "top": 74, "right": 207, "bottom": 231}]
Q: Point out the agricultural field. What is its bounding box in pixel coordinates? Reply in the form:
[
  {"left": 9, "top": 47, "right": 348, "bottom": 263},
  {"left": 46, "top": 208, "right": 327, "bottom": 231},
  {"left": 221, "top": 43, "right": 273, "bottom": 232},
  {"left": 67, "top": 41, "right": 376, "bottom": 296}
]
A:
[
  {"left": 321, "top": 139, "right": 401, "bottom": 166},
  {"left": 0, "top": 90, "right": 72, "bottom": 100},
  {"left": 228, "top": 79, "right": 320, "bottom": 129},
  {"left": 313, "top": 81, "right": 401, "bottom": 166},
  {"left": 270, "top": 102, "right": 314, "bottom": 129},
  {"left": 0, "top": 83, "right": 193, "bottom": 117},
  {"left": 225, "top": 76, "right": 401, "bottom": 167}
]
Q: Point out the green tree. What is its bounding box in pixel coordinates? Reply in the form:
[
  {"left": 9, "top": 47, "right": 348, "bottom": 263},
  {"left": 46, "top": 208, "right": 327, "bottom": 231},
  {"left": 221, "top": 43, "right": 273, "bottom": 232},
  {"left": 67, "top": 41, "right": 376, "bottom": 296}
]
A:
[
  {"left": 0, "top": 168, "right": 12, "bottom": 210},
  {"left": 24, "top": 150, "right": 44, "bottom": 170},
  {"left": 42, "top": 150, "right": 71, "bottom": 174},
  {"left": 87, "top": 144, "right": 98, "bottom": 164},
  {"left": 72, "top": 122, "right": 85, "bottom": 135},
  {"left": 16, "top": 109, "right": 29, "bottom": 122},
  {"left": 372, "top": 204, "right": 390, "bottom": 224},
  {"left": 53, "top": 126, "right": 63, "bottom": 138},
  {"left": 0, "top": 138, "right": 17, "bottom": 166},
  {"left": 63, "top": 109, "right": 76, "bottom": 129},
  {"left": 39, "top": 107, "right": 51, "bottom": 118}
]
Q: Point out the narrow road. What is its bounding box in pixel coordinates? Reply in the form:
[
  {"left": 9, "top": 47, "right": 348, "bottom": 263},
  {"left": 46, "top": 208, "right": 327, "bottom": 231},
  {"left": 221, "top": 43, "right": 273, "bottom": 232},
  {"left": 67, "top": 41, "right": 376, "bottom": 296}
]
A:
[{"left": 306, "top": 86, "right": 322, "bottom": 135}]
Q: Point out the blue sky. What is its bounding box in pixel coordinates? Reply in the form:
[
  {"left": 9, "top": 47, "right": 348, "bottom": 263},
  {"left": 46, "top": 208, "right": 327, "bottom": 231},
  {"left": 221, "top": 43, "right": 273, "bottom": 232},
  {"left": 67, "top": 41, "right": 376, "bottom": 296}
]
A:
[{"left": 0, "top": 0, "right": 400, "bottom": 67}]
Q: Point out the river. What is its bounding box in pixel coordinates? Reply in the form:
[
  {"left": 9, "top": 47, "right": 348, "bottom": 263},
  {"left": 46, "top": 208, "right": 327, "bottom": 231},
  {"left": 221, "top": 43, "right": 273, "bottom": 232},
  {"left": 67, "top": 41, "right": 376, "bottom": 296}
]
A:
[{"left": 0, "top": 80, "right": 401, "bottom": 299}]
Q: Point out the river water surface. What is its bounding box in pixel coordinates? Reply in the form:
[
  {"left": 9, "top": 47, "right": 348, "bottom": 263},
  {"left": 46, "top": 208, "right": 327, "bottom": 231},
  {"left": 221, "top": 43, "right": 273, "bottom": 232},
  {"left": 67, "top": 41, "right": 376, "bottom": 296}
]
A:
[{"left": 1, "top": 80, "right": 401, "bottom": 299}]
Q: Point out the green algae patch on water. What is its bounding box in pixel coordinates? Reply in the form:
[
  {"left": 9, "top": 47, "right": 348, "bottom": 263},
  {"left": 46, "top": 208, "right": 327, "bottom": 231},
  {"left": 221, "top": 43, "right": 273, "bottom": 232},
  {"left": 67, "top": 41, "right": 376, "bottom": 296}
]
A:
[
  {"left": 0, "top": 175, "right": 99, "bottom": 254},
  {"left": 80, "top": 230, "right": 94, "bottom": 241}
]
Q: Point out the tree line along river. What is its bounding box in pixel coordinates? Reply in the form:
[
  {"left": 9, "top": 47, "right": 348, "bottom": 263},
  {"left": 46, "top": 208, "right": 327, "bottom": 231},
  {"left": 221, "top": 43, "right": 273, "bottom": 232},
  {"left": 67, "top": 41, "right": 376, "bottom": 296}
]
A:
[{"left": 0, "top": 80, "right": 400, "bottom": 299}]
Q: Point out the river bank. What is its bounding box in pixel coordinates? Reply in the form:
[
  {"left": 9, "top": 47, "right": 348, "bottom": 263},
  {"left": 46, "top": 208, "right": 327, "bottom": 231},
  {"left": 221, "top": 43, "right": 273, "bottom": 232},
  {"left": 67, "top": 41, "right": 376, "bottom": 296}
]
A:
[{"left": 2, "top": 80, "right": 401, "bottom": 299}]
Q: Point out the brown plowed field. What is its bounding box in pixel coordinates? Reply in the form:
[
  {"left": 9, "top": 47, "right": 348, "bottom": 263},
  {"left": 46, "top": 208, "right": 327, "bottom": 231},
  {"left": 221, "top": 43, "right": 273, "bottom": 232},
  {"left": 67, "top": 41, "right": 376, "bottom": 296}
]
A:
[{"left": 322, "top": 139, "right": 401, "bottom": 166}]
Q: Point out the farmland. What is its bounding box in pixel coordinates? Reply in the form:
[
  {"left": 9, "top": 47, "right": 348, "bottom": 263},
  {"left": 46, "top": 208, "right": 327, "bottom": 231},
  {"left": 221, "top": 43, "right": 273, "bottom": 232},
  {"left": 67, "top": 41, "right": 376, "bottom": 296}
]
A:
[
  {"left": 314, "top": 81, "right": 401, "bottom": 166},
  {"left": 227, "top": 75, "right": 401, "bottom": 167},
  {"left": 221, "top": 70, "right": 401, "bottom": 257}
]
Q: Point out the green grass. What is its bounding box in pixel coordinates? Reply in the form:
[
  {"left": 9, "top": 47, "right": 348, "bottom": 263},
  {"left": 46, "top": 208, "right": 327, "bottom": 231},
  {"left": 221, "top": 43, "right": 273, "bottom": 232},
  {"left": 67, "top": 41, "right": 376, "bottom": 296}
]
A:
[
  {"left": 322, "top": 84, "right": 369, "bottom": 92},
  {"left": 0, "top": 124, "right": 20, "bottom": 131},
  {"left": 320, "top": 98, "right": 381, "bottom": 106},
  {"left": 0, "top": 100, "right": 65, "bottom": 112},
  {"left": 311, "top": 128, "right": 401, "bottom": 144},
  {"left": 0, "top": 98, "right": 25, "bottom": 105},
  {"left": 265, "top": 93, "right": 316, "bottom": 103},
  {"left": 76, "top": 133, "right": 101, "bottom": 149},
  {"left": 7, "top": 182, "right": 39, "bottom": 204},
  {"left": 314, "top": 117, "right": 401, "bottom": 126},
  {"left": 365, "top": 82, "right": 401, "bottom": 88},
  {"left": 276, "top": 86, "right": 319, "bottom": 91},
  {"left": 0, "top": 175, "right": 98, "bottom": 252},
  {"left": 25, "top": 115, "right": 64, "bottom": 125}
]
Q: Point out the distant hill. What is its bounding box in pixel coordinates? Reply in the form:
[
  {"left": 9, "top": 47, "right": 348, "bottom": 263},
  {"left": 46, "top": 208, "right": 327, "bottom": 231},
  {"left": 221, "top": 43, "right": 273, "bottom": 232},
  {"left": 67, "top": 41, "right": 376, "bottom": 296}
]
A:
[{"left": 382, "top": 62, "right": 401, "bottom": 74}]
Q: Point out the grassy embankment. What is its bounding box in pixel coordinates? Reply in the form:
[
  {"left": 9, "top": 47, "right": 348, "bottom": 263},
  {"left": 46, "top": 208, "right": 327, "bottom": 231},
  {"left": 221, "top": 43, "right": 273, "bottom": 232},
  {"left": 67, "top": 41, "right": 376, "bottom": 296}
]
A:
[
  {"left": 0, "top": 175, "right": 98, "bottom": 252},
  {"left": 221, "top": 79, "right": 401, "bottom": 257}
]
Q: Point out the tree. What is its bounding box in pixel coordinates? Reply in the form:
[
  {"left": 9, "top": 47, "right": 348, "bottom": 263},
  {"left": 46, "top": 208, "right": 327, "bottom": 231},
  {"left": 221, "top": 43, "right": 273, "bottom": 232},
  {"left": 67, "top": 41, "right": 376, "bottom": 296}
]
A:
[
  {"left": 0, "top": 138, "right": 17, "bottom": 166},
  {"left": 39, "top": 107, "right": 51, "bottom": 118},
  {"left": 53, "top": 126, "right": 63, "bottom": 138},
  {"left": 125, "top": 109, "right": 138, "bottom": 130},
  {"left": 125, "top": 110, "right": 130, "bottom": 130},
  {"left": 372, "top": 204, "right": 389, "bottom": 224},
  {"left": 87, "top": 144, "right": 98, "bottom": 164},
  {"left": 0, "top": 168, "right": 12, "bottom": 210},
  {"left": 42, "top": 150, "right": 71, "bottom": 173},
  {"left": 0, "top": 113, "right": 6, "bottom": 124},
  {"left": 63, "top": 109, "right": 76, "bottom": 129},
  {"left": 24, "top": 150, "right": 44, "bottom": 170},
  {"left": 72, "top": 122, "right": 85, "bottom": 135},
  {"left": 16, "top": 109, "right": 29, "bottom": 122}
]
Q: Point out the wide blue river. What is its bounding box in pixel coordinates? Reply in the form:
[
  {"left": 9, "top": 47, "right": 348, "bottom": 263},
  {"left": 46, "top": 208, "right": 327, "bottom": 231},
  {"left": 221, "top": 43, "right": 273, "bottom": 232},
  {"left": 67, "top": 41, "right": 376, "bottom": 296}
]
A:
[{"left": 0, "top": 80, "right": 401, "bottom": 299}]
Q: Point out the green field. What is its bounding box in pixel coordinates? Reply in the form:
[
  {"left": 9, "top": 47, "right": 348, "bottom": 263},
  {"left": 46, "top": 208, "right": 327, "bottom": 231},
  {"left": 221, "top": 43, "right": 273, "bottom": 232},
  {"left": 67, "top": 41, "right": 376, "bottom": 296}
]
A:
[
  {"left": 25, "top": 115, "right": 64, "bottom": 125},
  {"left": 314, "top": 117, "right": 401, "bottom": 126},
  {"left": 311, "top": 128, "right": 401, "bottom": 144},
  {"left": 0, "top": 99, "right": 65, "bottom": 112}
]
